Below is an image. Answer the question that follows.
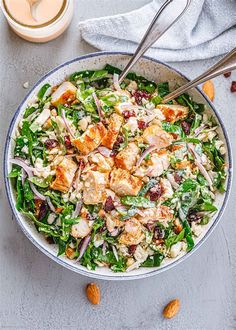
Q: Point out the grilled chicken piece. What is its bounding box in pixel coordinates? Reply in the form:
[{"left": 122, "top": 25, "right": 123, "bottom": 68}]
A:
[
  {"left": 101, "top": 113, "right": 123, "bottom": 149},
  {"left": 72, "top": 122, "right": 107, "bottom": 155},
  {"left": 156, "top": 104, "right": 189, "bottom": 123},
  {"left": 142, "top": 125, "right": 173, "bottom": 149},
  {"left": 137, "top": 205, "right": 173, "bottom": 225},
  {"left": 109, "top": 168, "right": 142, "bottom": 196},
  {"left": 82, "top": 171, "right": 108, "bottom": 204},
  {"left": 134, "top": 149, "right": 170, "bottom": 177},
  {"left": 51, "top": 81, "right": 77, "bottom": 106},
  {"left": 115, "top": 142, "right": 139, "bottom": 171},
  {"left": 71, "top": 218, "right": 91, "bottom": 238},
  {"left": 118, "top": 218, "right": 144, "bottom": 246},
  {"left": 50, "top": 157, "right": 77, "bottom": 193},
  {"left": 89, "top": 153, "right": 114, "bottom": 172}
]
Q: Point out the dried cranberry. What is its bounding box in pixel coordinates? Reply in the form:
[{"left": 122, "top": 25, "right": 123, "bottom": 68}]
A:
[
  {"left": 128, "top": 245, "right": 137, "bottom": 255},
  {"left": 112, "top": 135, "right": 124, "bottom": 153},
  {"left": 223, "top": 72, "right": 231, "bottom": 78},
  {"left": 137, "top": 120, "right": 147, "bottom": 129},
  {"left": 78, "top": 159, "right": 85, "bottom": 170},
  {"left": 104, "top": 196, "right": 115, "bottom": 212},
  {"left": 133, "top": 90, "right": 150, "bottom": 105},
  {"left": 38, "top": 202, "right": 48, "bottom": 221},
  {"left": 46, "top": 236, "right": 54, "bottom": 244},
  {"left": 154, "top": 227, "right": 165, "bottom": 239},
  {"left": 149, "top": 184, "right": 163, "bottom": 201},
  {"left": 181, "top": 121, "right": 191, "bottom": 135},
  {"left": 187, "top": 211, "right": 202, "bottom": 223},
  {"left": 230, "top": 81, "right": 236, "bottom": 93},
  {"left": 64, "top": 135, "right": 72, "bottom": 148},
  {"left": 44, "top": 139, "right": 58, "bottom": 149},
  {"left": 123, "top": 110, "right": 136, "bottom": 119},
  {"left": 174, "top": 172, "right": 182, "bottom": 184}
]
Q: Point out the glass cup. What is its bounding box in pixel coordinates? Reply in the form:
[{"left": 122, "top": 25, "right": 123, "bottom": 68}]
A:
[{"left": 0, "top": 0, "right": 74, "bottom": 43}]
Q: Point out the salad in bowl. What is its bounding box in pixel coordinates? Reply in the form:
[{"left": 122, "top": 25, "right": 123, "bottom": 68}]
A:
[{"left": 7, "top": 61, "right": 228, "bottom": 274}]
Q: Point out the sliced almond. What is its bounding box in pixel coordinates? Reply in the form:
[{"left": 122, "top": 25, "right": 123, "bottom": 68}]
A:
[
  {"left": 202, "top": 80, "right": 215, "bottom": 101},
  {"left": 86, "top": 283, "right": 101, "bottom": 305},
  {"left": 163, "top": 299, "right": 180, "bottom": 319}
]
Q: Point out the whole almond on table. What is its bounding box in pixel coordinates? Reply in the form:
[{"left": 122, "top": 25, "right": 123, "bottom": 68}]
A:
[
  {"left": 163, "top": 299, "right": 180, "bottom": 319},
  {"left": 202, "top": 80, "right": 215, "bottom": 101},
  {"left": 86, "top": 283, "right": 101, "bottom": 305}
]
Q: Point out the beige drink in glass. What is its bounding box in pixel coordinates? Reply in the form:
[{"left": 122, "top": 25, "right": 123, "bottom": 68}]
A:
[{"left": 1, "top": 0, "right": 74, "bottom": 42}]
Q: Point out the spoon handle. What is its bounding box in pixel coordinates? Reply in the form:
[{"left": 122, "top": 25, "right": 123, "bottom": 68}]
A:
[
  {"left": 119, "top": 0, "right": 191, "bottom": 83},
  {"left": 162, "top": 47, "right": 236, "bottom": 103}
]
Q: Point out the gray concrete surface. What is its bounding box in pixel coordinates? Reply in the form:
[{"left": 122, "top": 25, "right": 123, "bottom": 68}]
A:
[{"left": 0, "top": 1, "right": 235, "bottom": 329}]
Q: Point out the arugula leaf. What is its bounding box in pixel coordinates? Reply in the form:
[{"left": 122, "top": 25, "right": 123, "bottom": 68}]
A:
[
  {"left": 8, "top": 165, "right": 21, "bottom": 178},
  {"left": 37, "top": 83, "right": 51, "bottom": 101},
  {"left": 120, "top": 196, "right": 155, "bottom": 208},
  {"left": 29, "top": 176, "right": 53, "bottom": 188},
  {"left": 139, "top": 179, "right": 157, "bottom": 197},
  {"left": 16, "top": 177, "right": 24, "bottom": 211},
  {"left": 182, "top": 220, "right": 194, "bottom": 251},
  {"left": 141, "top": 252, "right": 164, "bottom": 267},
  {"left": 23, "top": 106, "right": 38, "bottom": 119},
  {"left": 90, "top": 70, "right": 108, "bottom": 82},
  {"left": 157, "top": 82, "right": 170, "bottom": 97},
  {"left": 165, "top": 229, "right": 185, "bottom": 248},
  {"left": 162, "top": 122, "right": 185, "bottom": 138}
]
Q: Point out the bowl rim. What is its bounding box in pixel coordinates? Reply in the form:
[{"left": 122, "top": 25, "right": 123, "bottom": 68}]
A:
[{"left": 4, "top": 51, "right": 233, "bottom": 281}]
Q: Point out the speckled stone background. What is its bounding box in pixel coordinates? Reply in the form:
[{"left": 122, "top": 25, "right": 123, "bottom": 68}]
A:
[{"left": 0, "top": 1, "right": 235, "bottom": 329}]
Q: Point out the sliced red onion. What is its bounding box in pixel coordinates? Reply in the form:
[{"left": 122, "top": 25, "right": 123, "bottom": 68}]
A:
[
  {"left": 92, "top": 92, "right": 103, "bottom": 121},
  {"left": 113, "top": 73, "right": 122, "bottom": 92},
  {"left": 10, "top": 158, "right": 33, "bottom": 177},
  {"left": 102, "top": 241, "right": 107, "bottom": 256},
  {"left": 29, "top": 182, "right": 46, "bottom": 200},
  {"left": 21, "top": 169, "right": 27, "bottom": 185},
  {"left": 72, "top": 200, "right": 82, "bottom": 218},
  {"left": 110, "top": 228, "right": 119, "bottom": 237},
  {"left": 46, "top": 196, "right": 56, "bottom": 213},
  {"left": 61, "top": 108, "right": 75, "bottom": 138},
  {"left": 194, "top": 124, "right": 206, "bottom": 136},
  {"left": 97, "top": 146, "right": 112, "bottom": 158},
  {"left": 136, "top": 145, "right": 158, "bottom": 167},
  {"left": 188, "top": 143, "right": 213, "bottom": 189},
  {"left": 166, "top": 173, "right": 179, "bottom": 190},
  {"left": 112, "top": 245, "right": 119, "bottom": 261},
  {"left": 76, "top": 235, "right": 91, "bottom": 262}
]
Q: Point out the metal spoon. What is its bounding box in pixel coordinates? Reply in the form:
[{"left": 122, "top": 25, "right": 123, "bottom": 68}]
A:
[
  {"left": 119, "top": 0, "right": 192, "bottom": 83},
  {"left": 162, "top": 47, "right": 236, "bottom": 103},
  {"left": 27, "top": 0, "right": 42, "bottom": 22}
]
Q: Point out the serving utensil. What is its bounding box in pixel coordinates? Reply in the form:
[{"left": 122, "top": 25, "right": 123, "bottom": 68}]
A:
[
  {"left": 162, "top": 47, "right": 236, "bottom": 103},
  {"left": 119, "top": 0, "right": 191, "bottom": 83}
]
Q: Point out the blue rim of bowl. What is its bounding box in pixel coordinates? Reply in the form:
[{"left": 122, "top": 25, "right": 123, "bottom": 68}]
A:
[{"left": 4, "top": 51, "right": 233, "bottom": 281}]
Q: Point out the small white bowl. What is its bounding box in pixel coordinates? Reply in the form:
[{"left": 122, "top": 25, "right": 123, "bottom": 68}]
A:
[{"left": 4, "top": 52, "right": 232, "bottom": 280}]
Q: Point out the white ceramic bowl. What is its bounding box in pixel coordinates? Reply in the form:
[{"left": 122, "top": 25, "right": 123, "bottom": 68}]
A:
[{"left": 4, "top": 52, "right": 232, "bottom": 280}]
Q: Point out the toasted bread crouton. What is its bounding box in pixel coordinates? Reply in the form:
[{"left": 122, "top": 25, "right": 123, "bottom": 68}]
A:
[
  {"left": 82, "top": 171, "right": 108, "bottom": 205},
  {"left": 101, "top": 113, "right": 123, "bottom": 149},
  {"left": 50, "top": 157, "right": 77, "bottom": 193},
  {"left": 142, "top": 125, "right": 173, "bottom": 149},
  {"left": 157, "top": 104, "right": 188, "bottom": 123},
  {"left": 109, "top": 168, "right": 142, "bottom": 196},
  {"left": 72, "top": 122, "right": 107, "bottom": 155},
  {"left": 51, "top": 82, "right": 77, "bottom": 106},
  {"left": 115, "top": 142, "right": 139, "bottom": 171}
]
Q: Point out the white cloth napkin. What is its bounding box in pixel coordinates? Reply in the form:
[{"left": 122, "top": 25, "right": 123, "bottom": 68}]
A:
[{"left": 79, "top": 0, "right": 236, "bottom": 62}]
